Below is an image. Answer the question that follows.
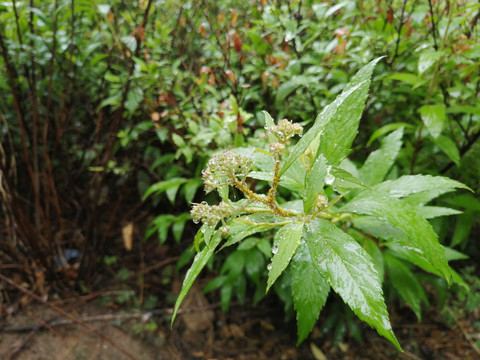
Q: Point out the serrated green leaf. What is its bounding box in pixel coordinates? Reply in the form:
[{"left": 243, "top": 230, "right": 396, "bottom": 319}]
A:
[
  {"left": 171, "top": 231, "right": 222, "bottom": 326},
  {"left": 342, "top": 195, "right": 452, "bottom": 283},
  {"left": 304, "top": 154, "right": 327, "bottom": 214},
  {"left": 418, "top": 104, "right": 447, "bottom": 139},
  {"left": 360, "top": 128, "right": 403, "bottom": 186},
  {"left": 403, "top": 188, "right": 454, "bottom": 207},
  {"left": 279, "top": 72, "right": 367, "bottom": 176},
  {"left": 267, "top": 222, "right": 304, "bottom": 291},
  {"left": 434, "top": 135, "right": 460, "bottom": 166},
  {"left": 371, "top": 175, "right": 471, "bottom": 198},
  {"left": 384, "top": 253, "right": 428, "bottom": 321},
  {"left": 318, "top": 57, "right": 384, "bottom": 166},
  {"left": 386, "top": 242, "right": 468, "bottom": 290},
  {"left": 350, "top": 231, "right": 384, "bottom": 281},
  {"left": 445, "top": 247, "right": 469, "bottom": 261},
  {"left": 304, "top": 218, "right": 401, "bottom": 350},
  {"left": 329, "top": 166, "right": 369, "bottom": 190},
  {"left": 290, "top": 240, "right": 330, "bottom": 344},
  {"left": 353, "top": 216, "right": 409, "bottom": 242},
  {"left": 416, "top": 206, "right": 461, "bottom": 219}
]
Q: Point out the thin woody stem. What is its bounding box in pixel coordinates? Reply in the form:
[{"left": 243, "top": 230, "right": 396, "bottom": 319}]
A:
[
  {"left": 232, "top": 178, "right": 296, "bottom": 218},
  {"left": 268, "top": 154, "right": 281, "bottom": 200}
]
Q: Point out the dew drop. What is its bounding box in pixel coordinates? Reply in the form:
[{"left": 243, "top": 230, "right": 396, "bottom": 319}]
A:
[
  {"left": 325, "top": 173, "right": 335, "bottom": 185},
  {"left": 325, "top": 165, "right": 335, "bottom": 185},
  {"left": 267, "top": 263, "right": 272, "bottom": 271},
  {"left": 272, "top": 246, "right": 278, "bottom": 255}
]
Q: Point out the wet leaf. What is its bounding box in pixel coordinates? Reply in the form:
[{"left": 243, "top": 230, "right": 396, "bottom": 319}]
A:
[
  {"left": 318, "top": 57, "right": 384, "bottom": 166},
  {"left": 267, "top": 221, "right": 304, "bottom": 291},
  {"left": 342, "top": 194, "right": 452, "bottom": 283},
  {"left": 171, "top": 231, "right": 222, "bottom": 326},
  {"left": 359, "top": 127, "right": 403, "bottom": 186},
  {"left": 303, "top": 155, "right": 327, "bottom": 214},
  {"left": 370, "top": 175, "right": 471, "bottom": 198},
  {"left": 434, "top": 135, "right": 460, "bottom": 166},
  {"left": 418, "top": 104, "right": 447, "bottom": 139},
  {"left": 291, "top": 240, "right": 330, "bottom": 344},
  {"left": 384, "top": 253, "right": 428, "bottom": 321},
  {"left": 304, "top": 218, "right": 401, "bottom": 350}
]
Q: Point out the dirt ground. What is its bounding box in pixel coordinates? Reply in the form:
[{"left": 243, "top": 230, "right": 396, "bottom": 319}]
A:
[{"left": 1, "top": 284, "right": 479, "bottom": 360}]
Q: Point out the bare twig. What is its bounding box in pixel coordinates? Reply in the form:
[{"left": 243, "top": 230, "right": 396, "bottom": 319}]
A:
[
  {"left": 0, "top": 302, "right": 223, "bottom": 333},
  {"left": 446, "top": 307, "right": 480, "bottom": 357},
  {"left": 3, "top": 328, "right": 39, "bottom": 360},
  {"left": 389, "top": 0, "right": 408, "bottom": 65}
]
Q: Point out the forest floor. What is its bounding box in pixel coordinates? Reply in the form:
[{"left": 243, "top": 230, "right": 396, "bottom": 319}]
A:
[
  {"left": 0, "top": 279, "right": 479, "bottom": 360},
  {"left": 1, "top": 232, "right": 479, "bottom": 360}
]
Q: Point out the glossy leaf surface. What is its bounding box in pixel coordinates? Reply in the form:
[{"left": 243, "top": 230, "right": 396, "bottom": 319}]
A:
[
  {"left": 342, "top": 194, "right": 452, "bottom": 282},
  {"left": 318, "top": 57, "right": 384, "bottom": 166},
  {"left": 171, "top": 232, "right": 222, "bottom": 325},
  {"left": 267, "top": 221, "right": 304, "bottom": 291},
  {"left": 304, "top": 218, "right": 401, "bottom": 350},
  {"left": 359, "top": 127, "right": 403, "bottom": 186},
  {"left": 290, "top": 240, "right": 330, "bottom": 344}
]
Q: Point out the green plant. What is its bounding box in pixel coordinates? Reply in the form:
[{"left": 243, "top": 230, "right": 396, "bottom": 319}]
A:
[{"left": 171, "top": 58, "right": 472, "bottom": 350}]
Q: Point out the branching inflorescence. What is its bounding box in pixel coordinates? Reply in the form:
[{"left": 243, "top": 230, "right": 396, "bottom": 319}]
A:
[{"left": 191, "top": 119, "right": 303, "bottom": 228}]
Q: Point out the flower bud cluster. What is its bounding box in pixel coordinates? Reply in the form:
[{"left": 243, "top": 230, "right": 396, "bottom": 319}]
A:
[
  {"left": 266, "top": 119, "right": 303, "bottom": 142},
  {"left": 191, "top": 201, "right": 233, "bottom": 226},
  {"left": 269, "top": 142, "right": 285, "bottom": 156},
  {"left": 201, "top": 150, "right": 252, "bottom": 193},
  {"left": 313, "top": 194, "right": 329, "bottom": 212}
]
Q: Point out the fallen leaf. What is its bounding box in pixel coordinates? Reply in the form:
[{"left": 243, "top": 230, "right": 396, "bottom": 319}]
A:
[
  {"left": 310, "top": 343, "right": 327, "bottom": 360},
  {"left": 122, "top": 222, "right": 134, "bottom": 251}
]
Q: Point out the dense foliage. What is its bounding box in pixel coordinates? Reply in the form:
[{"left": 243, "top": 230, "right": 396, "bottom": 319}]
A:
[{"left": 0, "top": 0, "right": 478, "bottom": 349}]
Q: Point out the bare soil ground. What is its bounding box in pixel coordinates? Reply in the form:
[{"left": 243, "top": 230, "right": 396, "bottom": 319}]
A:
[{"left": 1, "top": 284, "right": 479, "bottom": 360}]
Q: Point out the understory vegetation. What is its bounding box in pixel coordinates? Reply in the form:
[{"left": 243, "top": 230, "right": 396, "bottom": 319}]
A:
[{"left": 0, "top": 0, "right": 479, "bottom": 352}]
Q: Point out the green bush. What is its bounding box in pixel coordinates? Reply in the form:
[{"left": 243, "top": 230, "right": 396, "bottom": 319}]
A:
[{"left": 171, "top": 59, "right": 471, "bottom": 349}]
